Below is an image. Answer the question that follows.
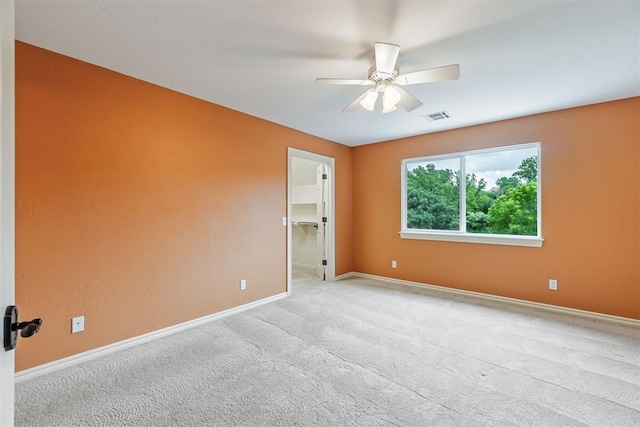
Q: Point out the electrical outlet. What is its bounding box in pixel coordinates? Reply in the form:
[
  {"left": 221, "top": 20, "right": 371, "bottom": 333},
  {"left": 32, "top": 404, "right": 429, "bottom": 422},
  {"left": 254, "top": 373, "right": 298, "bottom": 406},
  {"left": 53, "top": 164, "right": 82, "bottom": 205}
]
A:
[
  {"left": 391, "top": 260, "right": 397, "bottom": 269},
  {"left": 549, "top": 279, "right": 558, "bottom": 291},
  {"left": 282, "top": 217, "right": 287, "bottom": 226},
  {"left": 72, "top": 316, "right": 85, "bottom": 333},
  {"left": 240, "top": 279, "right": 247, "bottom": 291}
]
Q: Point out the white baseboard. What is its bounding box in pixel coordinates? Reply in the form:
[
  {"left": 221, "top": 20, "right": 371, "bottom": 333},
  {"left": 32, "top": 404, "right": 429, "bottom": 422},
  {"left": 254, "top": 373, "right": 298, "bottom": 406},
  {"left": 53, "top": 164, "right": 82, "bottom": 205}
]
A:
[
  {"left": 16, "top": 292, "right": 288, "bottom": 383},
  {"left": 342, "top": 272, "right": 640, "bottom": 328},
  {"left": 17, "top": 274, "right": 638, "bottom": 382},
  {"left": 334, "top": 271, "right": 355, "bottom": 281}
]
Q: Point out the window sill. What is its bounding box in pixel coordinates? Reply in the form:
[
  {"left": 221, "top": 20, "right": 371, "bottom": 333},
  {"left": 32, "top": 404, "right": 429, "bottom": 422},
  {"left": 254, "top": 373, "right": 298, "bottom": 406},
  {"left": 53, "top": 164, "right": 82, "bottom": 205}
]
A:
[{"left": 399, "top": 230, "right": 544, "bottom": 247}]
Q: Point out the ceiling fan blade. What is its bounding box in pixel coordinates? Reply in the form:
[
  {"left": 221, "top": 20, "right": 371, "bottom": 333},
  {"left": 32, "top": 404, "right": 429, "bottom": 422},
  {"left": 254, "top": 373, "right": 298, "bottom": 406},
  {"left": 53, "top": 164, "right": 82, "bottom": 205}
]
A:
[
  {"left": 395, "top": 64, "right": 460, "bottom": 85},
  {"left": 342, "top": 90, "right": 372, "bottom": 112},
  {"left": 374, "top": 42, "right": 400, "bottom": 74},
  {"left": 394, "top": 86, "right": 423, "bottom": 112},
  {"left": 315, "top": 78, "right": 373, "bottom": 85}
]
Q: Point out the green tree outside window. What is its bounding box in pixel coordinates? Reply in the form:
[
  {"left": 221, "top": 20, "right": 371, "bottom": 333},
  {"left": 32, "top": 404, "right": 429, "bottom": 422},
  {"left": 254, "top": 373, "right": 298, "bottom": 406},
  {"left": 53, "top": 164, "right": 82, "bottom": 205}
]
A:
[{"left": 406, "top": 152, "right": 538, "bottom": 236}]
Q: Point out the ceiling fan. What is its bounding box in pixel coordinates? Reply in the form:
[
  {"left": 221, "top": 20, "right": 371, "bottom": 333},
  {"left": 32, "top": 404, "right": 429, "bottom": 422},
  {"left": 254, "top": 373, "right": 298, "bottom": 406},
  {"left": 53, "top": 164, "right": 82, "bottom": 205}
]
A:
[{"left": 315, "top": 42, "right": 460, "bottom": 113}]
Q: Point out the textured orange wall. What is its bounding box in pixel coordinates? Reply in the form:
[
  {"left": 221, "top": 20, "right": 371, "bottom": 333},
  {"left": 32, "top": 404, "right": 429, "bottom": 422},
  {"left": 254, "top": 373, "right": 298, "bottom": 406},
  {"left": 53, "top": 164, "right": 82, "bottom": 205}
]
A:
[
  {"left": 15, "top": 42, "right": 353, "bottom": 371},
  {"left": 15, "top": 40, "right": 638, "bottom": 373},
  {"left": 353, "top": 97, "right": 640, "bottom": 320}
]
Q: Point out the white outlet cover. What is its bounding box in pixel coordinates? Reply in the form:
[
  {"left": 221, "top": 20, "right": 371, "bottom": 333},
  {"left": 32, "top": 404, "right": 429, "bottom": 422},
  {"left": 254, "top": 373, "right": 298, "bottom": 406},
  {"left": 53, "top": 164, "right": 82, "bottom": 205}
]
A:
[
  {"left": 240, "top": 279, "right": 247, "bottom": 290},
  {"left": 549, "top": 279, "right": 558, "bottom": 291},
  {"left": 72, "top": 316, "right": 85, "bottom": 333}
]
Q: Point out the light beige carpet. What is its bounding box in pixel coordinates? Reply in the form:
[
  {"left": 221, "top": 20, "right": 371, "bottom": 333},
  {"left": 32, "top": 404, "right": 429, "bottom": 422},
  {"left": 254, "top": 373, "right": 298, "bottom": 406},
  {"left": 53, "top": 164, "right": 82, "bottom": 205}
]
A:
[{"left": 16, "top": 275, "right": 640, "bottom": 426}]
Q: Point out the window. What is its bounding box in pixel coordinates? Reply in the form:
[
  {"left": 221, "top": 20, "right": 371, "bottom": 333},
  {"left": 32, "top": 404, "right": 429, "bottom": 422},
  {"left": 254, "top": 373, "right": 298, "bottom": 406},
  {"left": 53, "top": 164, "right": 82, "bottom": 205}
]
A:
[{"left": 401, "top": 143, "right": 542, "bottom": 247}]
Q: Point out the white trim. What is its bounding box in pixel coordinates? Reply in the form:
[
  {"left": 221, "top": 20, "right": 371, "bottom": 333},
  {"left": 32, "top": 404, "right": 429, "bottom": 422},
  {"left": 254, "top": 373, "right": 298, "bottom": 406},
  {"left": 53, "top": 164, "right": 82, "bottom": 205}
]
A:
[
  {"left": 287, "top": 148, "right": 336, "bottom": 296},
  {"left": 399, "top": 230, "right": 544, "bottom": 247},
  {"left": 0, "top": 1, "right": 16, "bottom": 425},
  {"left": 536, "top": 146, "right": 542, "bottom": 236},
  {"left": 404, "top": 142, "right": 542, "bottom": 165},
  {"left": 460, "top": 155, "right": 466, "bottom": 232},
  {"left": 334, "top": 271, "right": 355, "bottom": 281},
  {"left": 16, "top": 292, "right": 288, "bottom": 383},
  {"left": 344, "top": 272, "right": 640, "bottom": 328}
]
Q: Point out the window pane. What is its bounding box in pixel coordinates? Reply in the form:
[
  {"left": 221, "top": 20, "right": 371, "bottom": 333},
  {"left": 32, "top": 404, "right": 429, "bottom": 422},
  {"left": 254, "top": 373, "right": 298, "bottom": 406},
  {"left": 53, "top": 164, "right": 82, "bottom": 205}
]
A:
[
  {"left": 406, "top": 157, "right": 460, "bottom": 231},
  {"left": 465, "top": 147, "right": 538, "bottom": 235}
]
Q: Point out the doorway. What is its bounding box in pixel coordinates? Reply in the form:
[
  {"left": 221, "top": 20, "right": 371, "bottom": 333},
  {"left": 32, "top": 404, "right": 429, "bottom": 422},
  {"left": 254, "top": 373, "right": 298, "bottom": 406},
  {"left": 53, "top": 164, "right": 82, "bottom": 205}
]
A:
[{"left": 287, "top": 148, "right": 335, "bottom": 293}]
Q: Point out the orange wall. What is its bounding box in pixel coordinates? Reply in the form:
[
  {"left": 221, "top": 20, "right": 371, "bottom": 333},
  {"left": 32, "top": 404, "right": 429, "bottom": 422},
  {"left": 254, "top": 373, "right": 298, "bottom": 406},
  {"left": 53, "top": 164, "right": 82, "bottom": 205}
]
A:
[
  {"left": 15, "top": 40, "right": 639, "bottom": 372},
  {"left": 15, "top": 42, "right": 353, "bottom": 371},
  {"left": 353, "top": 97, "right": 640, "bottom": 320}
]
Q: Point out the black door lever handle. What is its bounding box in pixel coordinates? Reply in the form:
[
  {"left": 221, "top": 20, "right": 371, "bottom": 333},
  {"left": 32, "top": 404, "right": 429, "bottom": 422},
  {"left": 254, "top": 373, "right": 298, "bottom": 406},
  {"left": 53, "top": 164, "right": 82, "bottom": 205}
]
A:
[
  {"left": 15, "top": 318, "right": 43, "bottom": 338},
  {"left": 4, "top": 306, "right": 43, "bottom": 351}
]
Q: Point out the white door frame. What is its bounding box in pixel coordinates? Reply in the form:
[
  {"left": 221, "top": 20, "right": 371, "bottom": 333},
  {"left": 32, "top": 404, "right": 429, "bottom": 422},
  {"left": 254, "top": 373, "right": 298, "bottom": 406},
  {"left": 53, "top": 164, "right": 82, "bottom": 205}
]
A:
[
  {"left": 287, "top": 148, "right": 335, "bottom": 294},
  {"left": 0, "top": 0, "right": 16, "bottom": 425}
]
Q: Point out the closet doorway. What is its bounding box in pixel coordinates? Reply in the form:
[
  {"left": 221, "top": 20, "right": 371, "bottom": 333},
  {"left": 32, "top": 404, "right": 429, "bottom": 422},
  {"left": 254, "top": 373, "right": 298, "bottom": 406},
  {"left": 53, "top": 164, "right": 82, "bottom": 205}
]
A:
[{"left": 287, "top": 148, "right": 335, "bottom": 292}]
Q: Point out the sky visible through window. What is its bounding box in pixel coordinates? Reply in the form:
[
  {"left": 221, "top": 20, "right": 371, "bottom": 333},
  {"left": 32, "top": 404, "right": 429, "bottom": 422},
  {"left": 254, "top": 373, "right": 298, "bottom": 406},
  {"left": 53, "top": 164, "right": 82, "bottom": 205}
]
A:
[
  {"left": 467, "top": 146, "right": 538, "bottom": 188},
  {"left": 407, "top": 146, "right": 538, "bottom": 189}
]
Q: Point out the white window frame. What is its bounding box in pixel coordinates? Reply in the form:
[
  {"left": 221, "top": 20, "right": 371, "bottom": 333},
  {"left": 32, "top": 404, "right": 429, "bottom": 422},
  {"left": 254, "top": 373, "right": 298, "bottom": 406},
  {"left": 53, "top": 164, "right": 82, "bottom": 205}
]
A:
[{"left": 400, "top": 143, "right": 543, "bottom": 247}]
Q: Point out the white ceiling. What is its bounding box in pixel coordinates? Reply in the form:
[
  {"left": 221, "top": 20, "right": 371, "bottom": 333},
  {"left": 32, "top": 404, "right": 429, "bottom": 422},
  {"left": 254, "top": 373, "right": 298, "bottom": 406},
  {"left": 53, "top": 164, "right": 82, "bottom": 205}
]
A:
[{"left": 15, "top": 0, "right": 640, "bottom": 147}]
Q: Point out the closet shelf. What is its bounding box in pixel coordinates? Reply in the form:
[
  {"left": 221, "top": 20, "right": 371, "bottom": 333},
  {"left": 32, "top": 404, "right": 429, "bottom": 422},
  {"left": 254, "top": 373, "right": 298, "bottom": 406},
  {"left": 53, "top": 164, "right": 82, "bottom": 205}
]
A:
[{"left": 293, "top": 221, "right": 318, "bottom": 227}]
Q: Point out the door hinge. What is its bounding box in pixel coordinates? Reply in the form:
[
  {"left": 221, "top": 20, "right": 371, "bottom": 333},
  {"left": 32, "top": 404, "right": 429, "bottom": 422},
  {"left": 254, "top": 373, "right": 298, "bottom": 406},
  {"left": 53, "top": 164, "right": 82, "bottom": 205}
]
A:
[
  {"left": 322, "top": 217, "right": 327, "bottom": 223},
  {"left": 322, "top": 260, "right": 327, "bottom": 266},
  {"left": 322, "top": 173, "right": 327, "bottom": 180}
]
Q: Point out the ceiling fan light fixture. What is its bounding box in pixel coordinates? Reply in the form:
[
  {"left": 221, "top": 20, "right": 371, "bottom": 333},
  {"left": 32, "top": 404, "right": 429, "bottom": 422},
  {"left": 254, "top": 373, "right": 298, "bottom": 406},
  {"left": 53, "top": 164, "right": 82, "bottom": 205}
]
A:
[
  {"left": 317, "top": 42, "right": 459, "bottom": 114},
  {"left": 360, "top": 89, "right": 378, "bottom": 111},
  {"left": 382, "top": 103, "right": 397, "bottom": 114},
  {"left": 382, "top": 85, "right": 401, "bottom": 113}
]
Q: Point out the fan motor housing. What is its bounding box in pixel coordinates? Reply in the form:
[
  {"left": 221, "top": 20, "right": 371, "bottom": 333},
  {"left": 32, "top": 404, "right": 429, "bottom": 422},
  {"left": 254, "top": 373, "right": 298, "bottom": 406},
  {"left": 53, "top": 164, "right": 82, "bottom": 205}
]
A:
[{"left": 369, "top": 66, "right": 399, "bottom": 83}]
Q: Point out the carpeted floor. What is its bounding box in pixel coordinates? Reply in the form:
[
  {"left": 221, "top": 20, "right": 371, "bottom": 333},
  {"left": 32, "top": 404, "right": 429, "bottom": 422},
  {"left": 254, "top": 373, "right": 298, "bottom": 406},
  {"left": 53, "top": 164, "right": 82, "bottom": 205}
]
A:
[{"left": 16, "top": 274, "right": 640, "bottom": 426}]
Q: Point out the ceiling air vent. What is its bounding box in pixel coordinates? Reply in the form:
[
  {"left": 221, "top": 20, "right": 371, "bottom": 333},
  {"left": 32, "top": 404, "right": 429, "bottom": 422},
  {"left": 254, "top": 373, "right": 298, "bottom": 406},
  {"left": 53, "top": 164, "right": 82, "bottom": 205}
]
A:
[{"left": 424, "top": 111, "right": 451, "bottom": 121}]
